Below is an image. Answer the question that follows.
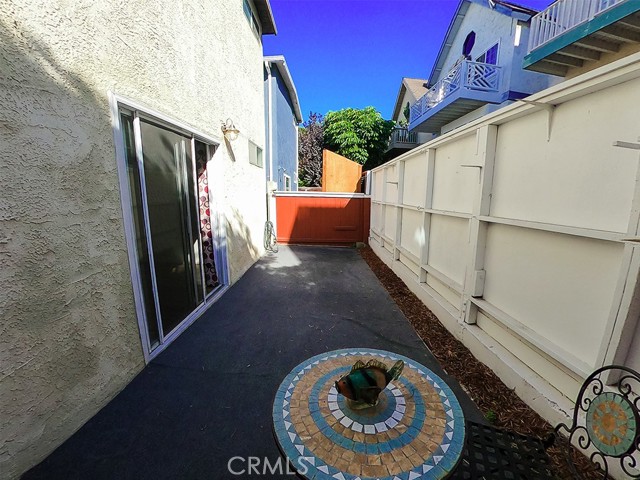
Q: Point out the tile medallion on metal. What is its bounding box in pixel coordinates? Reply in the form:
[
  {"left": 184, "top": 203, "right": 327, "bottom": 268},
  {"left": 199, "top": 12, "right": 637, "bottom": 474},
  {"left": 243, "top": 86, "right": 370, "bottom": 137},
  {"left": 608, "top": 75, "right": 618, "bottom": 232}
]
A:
[{"left": 272, "top": 348, "right": 465, "bottom": 480}]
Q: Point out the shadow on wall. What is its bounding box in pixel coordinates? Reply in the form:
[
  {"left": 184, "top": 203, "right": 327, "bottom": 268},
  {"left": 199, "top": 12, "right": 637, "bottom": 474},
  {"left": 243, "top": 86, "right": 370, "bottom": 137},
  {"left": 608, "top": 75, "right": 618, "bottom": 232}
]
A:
[
  {"left": 224, "top": 206, "right": 262, "bottom": 282},
  {"left": 0, "top": 18, "right": 142, "bottom": 479}
]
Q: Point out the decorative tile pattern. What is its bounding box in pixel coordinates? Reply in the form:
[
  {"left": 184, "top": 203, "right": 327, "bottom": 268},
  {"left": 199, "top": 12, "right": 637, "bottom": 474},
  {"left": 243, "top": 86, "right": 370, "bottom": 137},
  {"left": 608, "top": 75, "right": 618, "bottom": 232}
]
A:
[
  {"left": 586, "top": 392, "right": 638, "bottom": 456},
  {"left": 273, "top": 348, "right": 465, "bottom": 479},
  {"left": 195, "top": 143, "right": 218, "bottom": 291}
]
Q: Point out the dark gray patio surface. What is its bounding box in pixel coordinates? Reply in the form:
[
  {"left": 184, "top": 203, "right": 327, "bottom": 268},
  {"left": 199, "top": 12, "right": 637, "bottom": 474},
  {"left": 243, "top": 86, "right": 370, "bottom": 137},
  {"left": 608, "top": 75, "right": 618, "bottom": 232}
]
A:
[{"left": 24, "top": 246, "right": 482, "bottom": 480}]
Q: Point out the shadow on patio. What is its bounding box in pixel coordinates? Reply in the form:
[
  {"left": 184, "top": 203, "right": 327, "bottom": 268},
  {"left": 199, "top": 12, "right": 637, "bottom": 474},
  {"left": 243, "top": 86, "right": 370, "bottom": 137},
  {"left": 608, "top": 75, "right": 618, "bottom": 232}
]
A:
[{"left": 24, "top": 246, "right": 483, "bottom": 479}]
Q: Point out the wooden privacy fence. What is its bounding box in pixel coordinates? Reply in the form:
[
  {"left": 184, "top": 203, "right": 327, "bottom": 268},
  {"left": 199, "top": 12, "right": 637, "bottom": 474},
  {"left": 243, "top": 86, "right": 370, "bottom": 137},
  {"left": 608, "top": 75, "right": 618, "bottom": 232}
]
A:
[
  {"left": 275, "top": 192, "right": 370, "bottom": 245},
  {"left": 370, "top": 55, "right": 640, "bottom": 417}
]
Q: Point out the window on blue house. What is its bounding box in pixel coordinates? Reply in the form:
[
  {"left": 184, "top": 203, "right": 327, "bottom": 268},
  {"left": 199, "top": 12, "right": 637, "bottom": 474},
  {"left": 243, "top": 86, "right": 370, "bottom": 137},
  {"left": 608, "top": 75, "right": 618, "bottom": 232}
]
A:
[
  {"left": 477, "top": 43, "right": 499, "bottom": 65},
  {"left": 463, "top": 31, "right": 476, "bottom": 57}
]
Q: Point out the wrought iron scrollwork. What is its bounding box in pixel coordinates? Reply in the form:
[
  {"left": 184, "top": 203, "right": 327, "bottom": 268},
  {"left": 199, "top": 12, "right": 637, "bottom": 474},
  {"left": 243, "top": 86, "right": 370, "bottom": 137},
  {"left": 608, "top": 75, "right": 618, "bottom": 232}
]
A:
[{"left": 555, "top": 365, "right": 640, "bottom": 479}]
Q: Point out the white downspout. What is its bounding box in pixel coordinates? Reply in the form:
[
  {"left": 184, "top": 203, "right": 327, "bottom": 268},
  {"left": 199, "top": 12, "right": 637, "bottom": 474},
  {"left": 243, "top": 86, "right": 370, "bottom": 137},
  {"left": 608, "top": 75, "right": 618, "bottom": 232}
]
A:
[
  {"left": 265, "top": 61, "right": 274, "bottom": 184},
  {"left": 294, "top": 122, "right": 299, "bottom": 191},
  {"left": 264, "top": 61, "right": 275, "bottom": 229}
]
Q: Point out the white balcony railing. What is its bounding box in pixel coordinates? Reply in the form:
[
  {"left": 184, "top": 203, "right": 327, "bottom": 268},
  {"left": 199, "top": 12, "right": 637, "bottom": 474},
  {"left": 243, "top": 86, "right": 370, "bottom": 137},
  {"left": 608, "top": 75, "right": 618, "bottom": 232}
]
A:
[
  {"left": 389, "top": 127, "right": 418, "bottom": 145},
  {"left": 528, "top": 0, "right": 626, "bottom": 52},
  {"left": 410, "top": 60, "right": 501, "bottom": 124}
]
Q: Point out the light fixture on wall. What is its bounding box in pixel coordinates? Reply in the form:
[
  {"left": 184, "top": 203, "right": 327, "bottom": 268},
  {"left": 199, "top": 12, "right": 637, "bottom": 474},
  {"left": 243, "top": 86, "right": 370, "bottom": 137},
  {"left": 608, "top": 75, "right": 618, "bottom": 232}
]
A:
[{"left": 221, "top": 118, "right": 240, "bottom": 141}]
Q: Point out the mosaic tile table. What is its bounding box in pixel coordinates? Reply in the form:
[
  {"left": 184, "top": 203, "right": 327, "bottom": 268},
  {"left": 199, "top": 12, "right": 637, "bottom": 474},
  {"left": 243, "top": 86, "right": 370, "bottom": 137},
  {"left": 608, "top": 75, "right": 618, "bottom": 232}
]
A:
[{"left": 272, "top": 348, "right": 465, "bottom": 480}]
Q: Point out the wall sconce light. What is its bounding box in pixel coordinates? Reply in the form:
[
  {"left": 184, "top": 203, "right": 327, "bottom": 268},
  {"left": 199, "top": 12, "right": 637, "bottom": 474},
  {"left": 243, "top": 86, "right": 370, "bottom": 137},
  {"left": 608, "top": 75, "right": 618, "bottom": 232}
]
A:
[{"left": 221, "top": 118, "right": 240, "bottom": 141}]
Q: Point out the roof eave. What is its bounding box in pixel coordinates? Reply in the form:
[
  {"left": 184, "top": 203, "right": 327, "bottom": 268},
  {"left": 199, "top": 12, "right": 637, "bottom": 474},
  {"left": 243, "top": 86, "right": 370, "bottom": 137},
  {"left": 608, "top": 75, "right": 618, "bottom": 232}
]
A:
[
  {"left": 254, "top": 0, "right": 277, "bottom": 35},
  {"left": 427, "top": 0, "right": 536, "bottom": 85},
  {"left": 392, "top": 83, "right": 408, "bottom": 121},
  {"left": 428, "top": 0, "right": 470, "bottom": 85},
  {"left": 264, "top": 56, "right": 303, "bottom": 123}
]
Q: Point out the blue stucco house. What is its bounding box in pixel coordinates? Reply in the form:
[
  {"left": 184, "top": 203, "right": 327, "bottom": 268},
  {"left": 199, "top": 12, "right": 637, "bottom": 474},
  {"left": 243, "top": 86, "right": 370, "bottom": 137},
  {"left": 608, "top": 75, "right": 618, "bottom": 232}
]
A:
[
  {"left": 264, "top": 55, "right": 303, "bottom": 191},
  {"left": 409, "top": 0, "right": 558, "bottom": 135}
]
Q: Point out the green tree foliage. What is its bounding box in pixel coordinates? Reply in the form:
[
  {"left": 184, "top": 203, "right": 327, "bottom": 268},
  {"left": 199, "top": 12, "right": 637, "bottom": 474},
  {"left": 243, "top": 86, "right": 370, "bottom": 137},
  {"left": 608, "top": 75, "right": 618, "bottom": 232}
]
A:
[
  {"left": 323, "top": 107, "right": 395, "bottom": 169},
  {"left": 403, "top": 102, "right": 411, "bottom": 124},
  {"left": 298, "top": 112, "right": 324, "bottom": 187}
]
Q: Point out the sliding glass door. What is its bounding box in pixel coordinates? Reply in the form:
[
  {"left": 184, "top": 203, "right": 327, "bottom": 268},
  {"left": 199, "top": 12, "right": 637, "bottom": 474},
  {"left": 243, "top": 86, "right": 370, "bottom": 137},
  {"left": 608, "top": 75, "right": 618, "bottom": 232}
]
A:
[
  {"left": 139, "top": 120, "right": 202, "bottom": 334},
  {"left": 119, "top": 109, "right": 222, "bottom": 353}
]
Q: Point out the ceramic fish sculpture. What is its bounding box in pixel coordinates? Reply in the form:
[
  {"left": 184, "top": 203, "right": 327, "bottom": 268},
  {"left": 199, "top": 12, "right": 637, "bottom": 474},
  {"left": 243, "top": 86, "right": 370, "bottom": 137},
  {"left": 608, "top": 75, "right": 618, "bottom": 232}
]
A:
[{"left": 335, "top": 359, "right": 404, "bottom": 406}]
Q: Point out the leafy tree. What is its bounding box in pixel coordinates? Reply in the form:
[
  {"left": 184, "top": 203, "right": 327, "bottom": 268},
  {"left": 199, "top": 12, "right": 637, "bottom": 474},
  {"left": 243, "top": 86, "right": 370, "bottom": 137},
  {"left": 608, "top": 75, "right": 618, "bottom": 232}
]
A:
[
  {"left": 323, "top": 107, "right": 395, "bottom": 170},
  {"left": 402, "top": 102, "right": 411, "bottom": 124},
  {"left": 298, "top": 112, "right": 324, "bottom": 187}
]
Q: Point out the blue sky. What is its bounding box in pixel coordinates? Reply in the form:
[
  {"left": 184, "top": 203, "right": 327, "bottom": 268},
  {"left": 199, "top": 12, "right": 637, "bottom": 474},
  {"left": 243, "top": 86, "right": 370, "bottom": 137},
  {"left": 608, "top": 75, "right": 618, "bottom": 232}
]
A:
[{"left": 263, "top": 0, "right": 552, "bottom": 122}]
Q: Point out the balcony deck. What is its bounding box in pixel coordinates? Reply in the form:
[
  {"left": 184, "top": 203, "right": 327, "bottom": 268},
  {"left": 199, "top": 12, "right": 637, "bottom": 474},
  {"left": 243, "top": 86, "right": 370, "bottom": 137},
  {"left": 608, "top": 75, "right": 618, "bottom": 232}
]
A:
[
  {"left": 524, "top": 0, "right": 640, "bottom": 76},
  {"left": 385, "top": 127, "right": 419, "bottom": 152},
  {"left": 409, "top": 60, "right": 502, "bottom": 134}
]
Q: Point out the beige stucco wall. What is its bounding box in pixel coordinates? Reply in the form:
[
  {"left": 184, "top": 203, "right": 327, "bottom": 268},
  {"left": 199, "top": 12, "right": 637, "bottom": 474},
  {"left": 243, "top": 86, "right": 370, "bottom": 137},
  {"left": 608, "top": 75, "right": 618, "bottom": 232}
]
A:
[{"left": 0, "top": 0, "right": 267, "bottom": 477}]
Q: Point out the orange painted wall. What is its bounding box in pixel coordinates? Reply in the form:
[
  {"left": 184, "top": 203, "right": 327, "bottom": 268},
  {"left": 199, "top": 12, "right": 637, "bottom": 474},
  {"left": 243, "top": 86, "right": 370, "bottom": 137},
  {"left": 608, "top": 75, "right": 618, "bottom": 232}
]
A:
[
  {"left": 275, "top": 195, "right": 371, "bottom": 245},
  {"left": 322, "top": 149, "right": 363, "bottom": 193}
]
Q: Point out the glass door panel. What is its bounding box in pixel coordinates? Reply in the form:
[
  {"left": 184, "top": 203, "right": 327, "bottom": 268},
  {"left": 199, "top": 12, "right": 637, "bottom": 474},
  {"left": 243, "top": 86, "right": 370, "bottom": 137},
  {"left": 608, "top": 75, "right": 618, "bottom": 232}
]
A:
[
  {"left": 186, "top": 141, "right": 205, "bottom": 305},
  {"left": 121, "top": 113, "right": 161, "bottom": 349},
  {"left": 139, "top": 120, "right": 200, "bottom": 335},
  {"left": 195, "top": 140, "right": 220, "bottom": 295}
]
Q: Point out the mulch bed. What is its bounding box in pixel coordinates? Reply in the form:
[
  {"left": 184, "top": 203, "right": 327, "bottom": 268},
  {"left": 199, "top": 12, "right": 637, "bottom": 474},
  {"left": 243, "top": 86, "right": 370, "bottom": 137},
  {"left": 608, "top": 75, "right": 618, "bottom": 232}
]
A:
[{"left": 359, "top": 246, "right": 603, "bottom": 479}]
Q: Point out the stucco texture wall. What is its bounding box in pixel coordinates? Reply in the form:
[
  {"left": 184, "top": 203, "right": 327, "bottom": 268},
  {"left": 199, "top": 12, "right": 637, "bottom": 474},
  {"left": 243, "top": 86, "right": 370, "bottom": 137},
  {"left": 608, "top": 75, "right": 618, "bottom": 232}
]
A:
[
  {"left": 439, "top": 3, "right": 513, "bottom": 82},
  {"left": 0, "top": 0, "right": 266, "bottom": 477},
  {"left": 438, "top": 3, "right": 555, "bottom": 98}
]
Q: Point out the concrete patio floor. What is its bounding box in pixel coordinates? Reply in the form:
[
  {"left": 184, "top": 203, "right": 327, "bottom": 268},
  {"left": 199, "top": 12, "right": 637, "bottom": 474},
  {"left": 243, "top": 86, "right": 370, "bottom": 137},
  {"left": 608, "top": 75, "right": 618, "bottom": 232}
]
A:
[{"left": 24, "top": 246, "right": 483, "bottom": 480}]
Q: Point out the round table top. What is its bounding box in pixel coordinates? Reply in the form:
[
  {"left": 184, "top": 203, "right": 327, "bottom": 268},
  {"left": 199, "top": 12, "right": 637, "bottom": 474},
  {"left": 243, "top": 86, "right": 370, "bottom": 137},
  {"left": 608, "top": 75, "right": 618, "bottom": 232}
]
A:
[{"left": 272, "top": 348, "right": 465, "bottom": 480}]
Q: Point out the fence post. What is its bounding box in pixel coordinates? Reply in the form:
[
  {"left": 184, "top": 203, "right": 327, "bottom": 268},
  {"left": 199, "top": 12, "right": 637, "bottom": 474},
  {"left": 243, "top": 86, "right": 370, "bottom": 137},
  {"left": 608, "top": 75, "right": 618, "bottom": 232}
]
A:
[
  {"left": 463, "top": 125, "right": 498, "bottom": 325},
  {"left": 380, "top": 167, "right": 389, "bottom": 250},
  {"left": 599, "top": 146, "right": 640, "bottom": 367},
  {"left": 419, "top": 149, "right": 436, "bottom": 284},
  {"left": 362, "top": 197, "right": 371, "bottom": 244},
  {"left": 394, "top": 161, "right": 406, "bottom": 261}
]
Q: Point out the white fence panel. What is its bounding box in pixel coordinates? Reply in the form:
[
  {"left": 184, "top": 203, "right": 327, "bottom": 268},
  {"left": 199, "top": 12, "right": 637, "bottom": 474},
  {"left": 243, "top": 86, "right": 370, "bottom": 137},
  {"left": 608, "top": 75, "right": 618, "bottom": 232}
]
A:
[
  {"left": 371, "top": 202, "right": 382, "bottom": 234},
  {"left": 476, "top": 311, "right": 581, "bottom": 399},
  {"left": 427, "top": 215, "right": 469, "bottom": 287},
  {"left": 426, "top": 274, "right": 463, "bottom": 309},
  {"left": 384, "top": 206, "right": 397, "bottom": 240},
  {"left": 399, "top": 252, "right": 420, "bottom": 275},
  {"left": 483, "top": 224, "right": 624, "bottom": 365},
  {"left": 385, "top": 162, "right": 399, "bottom": 204},
  {"left": 492, "top": 80, "right": 640, "bottom": 233},
  {"left": 624, "top": 321, "right": 640, "bottom": 373},
  {"left": 368, "top": 57, "right": 640, "bottom": 422},
  {"left": 400, "top": 208, "right": 425, "bottom": 259},
  {"left": 384, "top": 182, "right": 399, "bottom": 204},
  {"left": 432, "top": 135, "right": 478, "bottom": 213},
  {"left": 372, "top": 171, "right": 384, "bottom": 202},
  {"left": 402, "top": 155, "right": 427, "bottom": 208}
]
